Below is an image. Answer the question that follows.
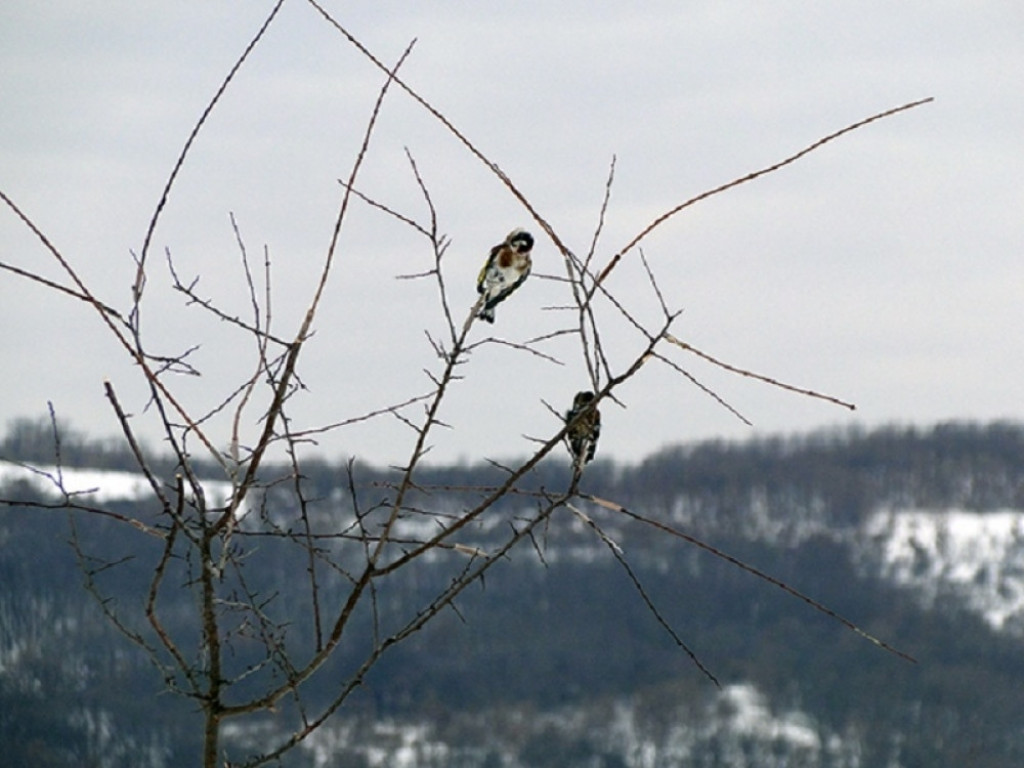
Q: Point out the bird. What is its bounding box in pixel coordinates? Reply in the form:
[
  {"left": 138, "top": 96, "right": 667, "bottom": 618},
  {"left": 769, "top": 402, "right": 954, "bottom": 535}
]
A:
[
  {"left": 565, "top": 390, "right": 601, "bottom": 465},
  {"left": 476, "top": 228, "right": 534, "bottom": 323}
]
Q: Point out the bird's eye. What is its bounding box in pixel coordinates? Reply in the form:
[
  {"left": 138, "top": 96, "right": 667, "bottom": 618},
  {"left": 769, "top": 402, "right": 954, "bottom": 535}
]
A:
[{"left": 512, "top": 233, "right": 534, "bottom": 250}]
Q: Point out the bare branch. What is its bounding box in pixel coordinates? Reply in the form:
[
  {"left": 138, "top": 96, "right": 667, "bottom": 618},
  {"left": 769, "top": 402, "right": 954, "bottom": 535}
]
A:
[
  {"left": 567, "top": 502, "right": 719, "bottom": 685},
  {"left": 665, "top": 334, "right": 857, "bottom": 411},
  {"left": 0, "top": 259, "right": 125, "bottom": 322},
  {"left": 581, "top": 492, "right": 917, "bottom": 664},
  {"left": 593, "top": 97, "right": 935, "bottom": 289},
  {"left": 136, "top": 0, "right": 288, "bottom": 278},
  {"left": 651, "top": 351, "right": 753, "bottom": 426}
]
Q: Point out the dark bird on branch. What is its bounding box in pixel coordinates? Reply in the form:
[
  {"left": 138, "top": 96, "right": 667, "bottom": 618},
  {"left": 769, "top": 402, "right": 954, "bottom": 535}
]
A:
[{"left": 565, "top": 390, "right": 601, "bottom": 465}]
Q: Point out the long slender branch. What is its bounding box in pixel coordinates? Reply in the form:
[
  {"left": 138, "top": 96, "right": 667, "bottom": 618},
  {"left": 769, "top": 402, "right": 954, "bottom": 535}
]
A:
[
  {"left": 0, "top": 260, "right": 125, "bottom": 321},
  {"left": 136, "top": 0, "right": 287, "bottom": 276},
  {"left": 103, "top": 381, "right": 174, "bottom": 515},
  {"left": 581, "top": 492, "right": 917, "bottom": 664},
  {"left": 592, "top": 97, "right": 934, "bottom": 289},
  {"left": 567, "top": 502, "right": 719, "bottom": 685},
  {"left": 665, "top": 334, "right": 856, "bottom": 411}
]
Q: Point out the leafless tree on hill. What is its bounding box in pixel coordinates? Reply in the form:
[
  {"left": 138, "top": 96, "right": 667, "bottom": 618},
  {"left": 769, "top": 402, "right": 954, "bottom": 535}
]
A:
[{"left": 0, "top": 3, "right": 929, "bottom": 766}]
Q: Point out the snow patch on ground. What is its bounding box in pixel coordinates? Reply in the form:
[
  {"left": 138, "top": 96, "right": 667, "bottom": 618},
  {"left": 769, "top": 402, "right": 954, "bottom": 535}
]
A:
[{"left": 712, "top": 683, "right": 820, "bottom": 750}]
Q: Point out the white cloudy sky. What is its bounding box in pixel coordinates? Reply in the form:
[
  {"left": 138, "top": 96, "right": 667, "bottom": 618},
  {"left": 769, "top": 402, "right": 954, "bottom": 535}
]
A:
[{"left": 1, "top": 2, "right": 1021, "bottom": 467}]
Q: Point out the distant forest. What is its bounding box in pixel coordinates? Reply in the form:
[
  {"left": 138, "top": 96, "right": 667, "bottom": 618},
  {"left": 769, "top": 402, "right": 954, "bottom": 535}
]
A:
[
  {"left": 3, "top": 419, "right": 1024, "bottom": 767},
  {"left": 6, "top": 415, "right": 1024, "bottom": 509}
]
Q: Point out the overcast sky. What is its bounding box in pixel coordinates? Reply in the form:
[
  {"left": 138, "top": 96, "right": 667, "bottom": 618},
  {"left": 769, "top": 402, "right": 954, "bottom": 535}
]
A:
[{"left": 1, "top": 2, "right": 1021, "bottom": 468}]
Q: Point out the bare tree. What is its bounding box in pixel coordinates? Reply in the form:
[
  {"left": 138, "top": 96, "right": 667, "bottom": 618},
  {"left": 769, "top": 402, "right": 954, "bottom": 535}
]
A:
[{"left": 0, "top": 3, "right": 930, "bottom": 766}]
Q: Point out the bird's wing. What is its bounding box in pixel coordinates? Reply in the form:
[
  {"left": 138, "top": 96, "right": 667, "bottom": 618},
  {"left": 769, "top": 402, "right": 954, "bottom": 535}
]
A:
[{"left": 476, "top": 245, "right": 500, "bottom": 293}]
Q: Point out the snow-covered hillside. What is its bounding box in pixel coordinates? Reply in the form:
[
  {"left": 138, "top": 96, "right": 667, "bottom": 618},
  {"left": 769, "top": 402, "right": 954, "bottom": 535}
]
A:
[
  {"left": 6, "top": 457, "right": 1024, "bottom": 637},
  {"left": 861, "top": 508, "right": 1024, "bottom": 634},
  {"left": 227, "top": 682, "right": 858, "bottom": 768},
  {"left": 5, "top": 420, "right": 1024, "bottom": 767},
  {"left": 0, "top": 460, "right": 235, "bottom": 509}
]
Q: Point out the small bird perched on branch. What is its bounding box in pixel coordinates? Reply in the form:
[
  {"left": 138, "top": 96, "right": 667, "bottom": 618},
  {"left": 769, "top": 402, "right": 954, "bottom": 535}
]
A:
[
  {"left": 476, "top": 228, "right": 534, "bottom": 323},
  {"left": 565, "top": 390, "right": 601, "bottom": 465}
]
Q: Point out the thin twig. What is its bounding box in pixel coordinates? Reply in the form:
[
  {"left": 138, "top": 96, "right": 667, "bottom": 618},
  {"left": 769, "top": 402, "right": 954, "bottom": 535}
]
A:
[
  {"left": 0, "top": 260, "right": 125, "bottom": 322},
  {"left": 136, "top": 0, "right": 288, "bottom": 277},
  {"left": 665, "top": 334, "right": 856, "bottom": 411},
  {"left": 581, "top": 492, "right": 917, "bottom": 664},
  {"left": 567, "top": 503, "right": 719, "bottom": 684},
  {"left": 593, "top": 97, "right": 935, "bottom": 289}
]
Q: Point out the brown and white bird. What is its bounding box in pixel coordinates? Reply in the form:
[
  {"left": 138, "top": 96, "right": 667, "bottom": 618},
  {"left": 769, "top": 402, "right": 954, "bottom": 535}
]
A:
[
  {"left": 565, "top": 390, "right": 601, "bottom": 465},
  {"left": 476, "top": 228, "right": 534, "bottom": 323}
]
